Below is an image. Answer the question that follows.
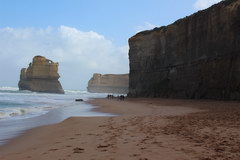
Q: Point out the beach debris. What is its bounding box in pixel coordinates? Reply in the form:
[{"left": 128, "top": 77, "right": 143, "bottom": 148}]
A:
[{"left": 75, "top": 99, "right": 83, "bottom": 102}]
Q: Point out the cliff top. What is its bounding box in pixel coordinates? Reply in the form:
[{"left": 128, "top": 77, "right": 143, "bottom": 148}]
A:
[
  {"left": 130, "top": 0, "right": 239, "bottom": 40},
  {"left": 93, "top": 73, "right": 129, "bottom": 77}
]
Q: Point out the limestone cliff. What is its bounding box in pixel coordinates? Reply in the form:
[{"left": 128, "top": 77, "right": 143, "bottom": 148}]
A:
[
  {"left": 128, "top": 0, "right": 240, "bottom": 100},
  {"left": 18, "top": 56, "right": 64, "bottom": 94},
  {"left": 87, "top": 74, "right": 129, "bottom": 94}
]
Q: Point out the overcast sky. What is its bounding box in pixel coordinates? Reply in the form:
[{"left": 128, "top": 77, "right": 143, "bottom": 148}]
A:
[{"left": 0, "top": 0, "right": 222, "bottom": 90}]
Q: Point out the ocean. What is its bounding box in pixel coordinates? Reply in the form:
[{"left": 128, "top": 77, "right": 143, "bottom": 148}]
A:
[{"left": 0, "top": 87, "right": 111, "bottom": 145}]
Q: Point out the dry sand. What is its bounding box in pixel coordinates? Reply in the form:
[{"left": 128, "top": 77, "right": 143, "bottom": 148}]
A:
[{"left": 0, "top": 98, "right": 240, "bottom": 160}]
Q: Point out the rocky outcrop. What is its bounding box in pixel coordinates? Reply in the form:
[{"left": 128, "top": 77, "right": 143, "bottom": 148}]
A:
[
  {"left": 87, "top": 73, "right": 129, "bottom": 94},
  {"left": 128, "top": 0, "right": 240, "bottom": 100},
  {"left": 18, "top": 56, "right": 64, "bottom": 94}
]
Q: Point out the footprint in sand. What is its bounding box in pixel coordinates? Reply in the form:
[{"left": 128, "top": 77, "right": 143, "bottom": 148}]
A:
[
  {"left": 55, "top": 141, "right": 61, "bottom": 144},
  {"left": 98, "top": 125, "right": 107, "bottom": 127},
  {"left": 49, "top": 148, "right": 59, "bottom": 151},
  {"left": 73, "top": 147, "right": 85, "bottom": 153},
  {"left": 75, "top": 133, "right": 81, "bottom": 136},
  {"left": 101, "top": 149, "right": 108, "bottom": 152},
  {"left": 130, "top": 154, "right": 140, "bottom": 157},
  {"left": 97, "top": 144, "right": 110, "bottom": 148}
]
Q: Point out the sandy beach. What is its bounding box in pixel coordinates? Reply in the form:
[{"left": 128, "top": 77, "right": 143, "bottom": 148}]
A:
[{"left": 0, "top": 98, "right": 240, "bottom": 160}]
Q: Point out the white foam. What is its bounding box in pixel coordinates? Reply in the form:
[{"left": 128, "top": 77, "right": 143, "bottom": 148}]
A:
[
  {"left": 64, "top": 90, "right": 88, "bottom": 94},
  {"left": 0, "top": 106, "right": 49, "bottom": 120},
  {"left": 0, "top": 86, "right": 18, "bottom": 91},
  {"left": 0, "top": 86, "right": 108, "bottom": 121}
]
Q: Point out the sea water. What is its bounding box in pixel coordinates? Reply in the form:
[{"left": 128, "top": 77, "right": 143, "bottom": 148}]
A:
[{"left": 0, "top": 87, "right": 111, "bottom": 145}]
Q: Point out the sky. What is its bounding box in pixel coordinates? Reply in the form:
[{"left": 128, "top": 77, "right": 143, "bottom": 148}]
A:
[{"left": 0, "top": 0, "right": 222, "bottom": 90}]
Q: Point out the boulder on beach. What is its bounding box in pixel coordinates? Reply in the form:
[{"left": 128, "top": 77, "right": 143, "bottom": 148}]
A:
[{"left": 75, "top": 99, "right": 83, "bottom": 102}]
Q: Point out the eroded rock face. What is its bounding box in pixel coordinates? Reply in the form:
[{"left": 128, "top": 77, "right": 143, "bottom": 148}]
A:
[
  {"left": 128, "top": 0, "right": 240, "bottom": 100},
  {"left": 18, "top": 56, "right": 64, "bottom": 94},
  {"left": 87, "top": 73, "right": 129, "bottom": 94}
]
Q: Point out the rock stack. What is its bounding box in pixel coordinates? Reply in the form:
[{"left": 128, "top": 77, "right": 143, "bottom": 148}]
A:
[
  {"left": 18, "top": 56, "right": 64, "bottom": 94},
  {"left": 87, "top": 73, "right": 129, "bottom": 94}
]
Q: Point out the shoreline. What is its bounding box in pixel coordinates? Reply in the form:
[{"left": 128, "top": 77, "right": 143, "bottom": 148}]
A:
[
  {"left": 0, "top": 100, "right": 111, "bottom": 146},
  {"left": 0, "top": 98, "right": 240, "bottom": 160}
]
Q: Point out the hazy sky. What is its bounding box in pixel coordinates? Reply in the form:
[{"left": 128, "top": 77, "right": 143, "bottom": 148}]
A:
[{"left": 0, "top": 0, "right": 222, "bottom": 90}]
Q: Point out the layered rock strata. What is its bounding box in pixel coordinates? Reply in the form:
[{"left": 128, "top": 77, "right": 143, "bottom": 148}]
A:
[
  {"left": 128, "top": 0, "right": 240, "bottom": 100},
  {"left": 87, "top": 74, "right": 129, "bottom": 94},
  {"left": 18, "top": 56, "right": 64, "bottom": 94}
]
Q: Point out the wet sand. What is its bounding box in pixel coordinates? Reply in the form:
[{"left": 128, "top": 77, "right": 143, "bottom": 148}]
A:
[
  {"left": 0, "top": 102, "right": 111, "bottom": 145},
  {"left": 0, "top": 98, "right": 240, "bottom": 160}
]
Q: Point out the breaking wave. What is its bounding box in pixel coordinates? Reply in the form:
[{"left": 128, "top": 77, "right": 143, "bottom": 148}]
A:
[
  {"left": 0, "top": 106, "right": 49, "bottom": 120},
  {"left": 0, "top": 86, "right": 107, "bottom": 121}
]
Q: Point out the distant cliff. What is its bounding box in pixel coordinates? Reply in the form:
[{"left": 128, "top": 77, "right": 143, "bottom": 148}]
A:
[
  {"left": 87, "top": 73, "right": 129, "bottom": 94},
  {"left": 128, "top": 0, "right": 240, "bottom": 100},
  {"left": 18, "top": 56, "right": 64, "bottom": 94}
]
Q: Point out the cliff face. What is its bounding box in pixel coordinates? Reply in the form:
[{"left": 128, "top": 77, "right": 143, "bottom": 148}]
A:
[
  {"left": 87, "top": 73, "right": 129, "bottom": 94},
  {"left": 128, "top": 0, "right": 240, "bottom": 100},
  {"left": 18, "top": 56, "right": 64, "bottom": 94}
]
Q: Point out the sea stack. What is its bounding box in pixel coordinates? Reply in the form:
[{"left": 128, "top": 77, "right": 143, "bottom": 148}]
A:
[
  {"left": 87, "top": 73, "right": 129, "bottom": 94},
  {"left": 128, "top": 0, "right": 240, "bottom": 100},
  {"left": 18, "top": 56, "right": 64, "bottom": 94}
]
